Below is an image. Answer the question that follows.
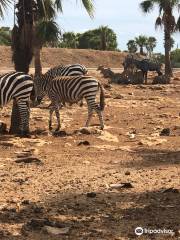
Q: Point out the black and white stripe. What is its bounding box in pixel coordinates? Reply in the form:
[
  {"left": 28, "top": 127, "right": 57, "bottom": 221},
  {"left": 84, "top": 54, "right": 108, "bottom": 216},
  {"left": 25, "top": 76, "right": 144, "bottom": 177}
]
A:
[
  {"left": 34, "top": 75, "right": 105, "bottom": 131},
  {"left": 45, "top": 64, "right": 88, "bottom": 78},
  {"left": 34, "top": 64, "right": 88, "bottom": 105},
  {"left": 0, "top": 72, "right": 33, "bottom": 134}
]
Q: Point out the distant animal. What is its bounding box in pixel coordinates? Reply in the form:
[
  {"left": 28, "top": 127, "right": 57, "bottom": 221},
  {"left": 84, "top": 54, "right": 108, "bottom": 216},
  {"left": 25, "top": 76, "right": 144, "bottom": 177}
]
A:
[
  {"left": 34, "top": 75, "right": 105, "bottom": 131},
  {"left": 123, "top": 56, "right": 162, "bottom": 84},
  {"left": 97, "top": 65, "right": 114, "bottom": 78},
  {"left": 0, "top": 72, "right": 33, "bottom": 135},
  {"left": 33, "top": 64, "right": 88, "bottom": 105}
]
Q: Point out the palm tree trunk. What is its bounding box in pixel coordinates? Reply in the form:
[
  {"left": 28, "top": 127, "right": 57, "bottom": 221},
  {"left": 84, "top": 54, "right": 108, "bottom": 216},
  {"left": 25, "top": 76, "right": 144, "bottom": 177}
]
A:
[
  {"left": 10, "top": 0, "right": 34, "bottom": 135},
  {"left": 34, "top": 46, "right": 42, "bottom": 76},
  {"left": 164, "top": 30, "right": 172, "bottom": 82}
]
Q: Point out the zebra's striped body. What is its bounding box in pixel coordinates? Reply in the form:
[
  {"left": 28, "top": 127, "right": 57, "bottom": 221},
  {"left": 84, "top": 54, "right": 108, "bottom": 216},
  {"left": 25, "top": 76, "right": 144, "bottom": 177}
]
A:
[
  {"left": 0, "top": 72, "right": 33, "bottom": 134},
  {"left": 34, "top": 64, "right": 88, "bottom": 105},
  {"left": 45, "top": 64, "right": 88, "bottom": 78},
  {"left": 34, "top": 75, "right": 105, "bottom": 131}
]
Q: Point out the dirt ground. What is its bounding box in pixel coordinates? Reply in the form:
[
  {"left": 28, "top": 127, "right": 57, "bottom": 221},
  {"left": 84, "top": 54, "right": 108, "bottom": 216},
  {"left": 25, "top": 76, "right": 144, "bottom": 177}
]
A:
[
  {"left": 0, "top": 69, "right": 180, "bottom": 240},
  {"left": 0, "top": 46, "right": 126, "bottom": 69}
]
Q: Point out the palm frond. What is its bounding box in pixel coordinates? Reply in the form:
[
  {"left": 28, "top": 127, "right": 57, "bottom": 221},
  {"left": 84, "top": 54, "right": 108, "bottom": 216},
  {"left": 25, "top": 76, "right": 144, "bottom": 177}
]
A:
[
  {"left": 176, "top": 16, "right": 180, "bottom": 31},
  {"left": 36, "top": 19, "right": 60, "bottom": 44},
  {"left": 81, "top": 0, "right": 94, "bottom": 18},
  {"left": 0, "top": 0, "right": 11, "bottom": 19},
  {"left": 155, "top": 16, "right": 162, "bottom": 29},
  {"left": 54, "top": 0, "right": 63, "bottom": 12},
  {"left": 140, "top": 0, "right": 154, "bottom": 13}
]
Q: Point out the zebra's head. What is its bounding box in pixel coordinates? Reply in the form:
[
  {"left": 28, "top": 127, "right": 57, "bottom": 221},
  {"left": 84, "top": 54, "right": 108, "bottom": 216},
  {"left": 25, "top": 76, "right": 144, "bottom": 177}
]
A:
[{"left": 33, "top": 75, "right": 47, "bottom": 105}]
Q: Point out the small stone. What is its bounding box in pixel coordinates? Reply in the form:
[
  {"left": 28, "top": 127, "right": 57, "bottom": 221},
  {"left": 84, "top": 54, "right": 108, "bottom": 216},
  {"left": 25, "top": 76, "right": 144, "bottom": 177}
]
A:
[
  {"left": 160, "top": 128, "right": 170, "bottom": 136},
  {"left": 79, "top": 128, "right": 91, "bottom": 135},
  {"left": 77, "top": 140, "right": 90, "bottom": 146},
  {"left": 125, "top": 171, "right": 130, "bottom": 176},
  {"left": 43, "top": 226, "right": 70, "bottom": 235},
  {"left": 86, "top": 192, "right": 96, "bottom": 198},
  {"left": 15, "top": 157, "right": 42, "bottom": 164},
  {"left": 162, "top": 188, "right": 179, "bottom": 194}
]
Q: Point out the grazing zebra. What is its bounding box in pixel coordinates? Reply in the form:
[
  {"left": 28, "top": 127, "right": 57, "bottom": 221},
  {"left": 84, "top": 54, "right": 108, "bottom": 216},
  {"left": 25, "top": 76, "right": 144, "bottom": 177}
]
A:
[
  {"left": 33, "top": 63, "right": 88, "bottom": 105},
  {"left": 123, "top": 56, "right": 162, "bottom": 84},
  {"left": 0, "top": 72, "right": 33, "bottom": 135},
  {"left": 34, "top": 75, "right": 105, "bottom": 131}
]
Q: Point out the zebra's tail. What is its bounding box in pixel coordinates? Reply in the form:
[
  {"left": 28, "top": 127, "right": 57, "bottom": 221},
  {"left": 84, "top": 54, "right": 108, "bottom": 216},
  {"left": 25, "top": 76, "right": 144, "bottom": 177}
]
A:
[{"left": 98, "top": 82, "right": 105, "bottom": 111}]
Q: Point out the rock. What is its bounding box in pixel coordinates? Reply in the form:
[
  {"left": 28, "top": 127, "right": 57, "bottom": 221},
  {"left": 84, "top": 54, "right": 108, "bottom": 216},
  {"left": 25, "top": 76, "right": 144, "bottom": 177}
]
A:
[
  {"left": 114, "top": 94, "right": 124, "bottom": 99},
  {"left": 77, "top": 140, "right": 90, "bottom": 146},
  {"left": 162, "top": 188, "right": 179, "bottom": 194},
  {"left": 52, "top": 130, "right": 67, "bottom": 137},
  {"left": 86, "top": 192, "right": 97, "bottom": 198},
  {"left": 79, "top": 128, "right": 91, "bottom": 135},
  {"left": 43, "top": 226, "right": 70, "bottom": 235},
  {"left": 110, "top": 182, "right": 133, "bottom": 190},
  {"left": 15, "top": 157, "right": 42, "bottom": 165},
  {"left": 160, "top": 128, "right": 170, "bottom": 136},
  {"left": 125, "top": 171, "right": 130, "bottom": 176},
  {"left": 25, "top": 219, "right": 47, "bottom": 230}
]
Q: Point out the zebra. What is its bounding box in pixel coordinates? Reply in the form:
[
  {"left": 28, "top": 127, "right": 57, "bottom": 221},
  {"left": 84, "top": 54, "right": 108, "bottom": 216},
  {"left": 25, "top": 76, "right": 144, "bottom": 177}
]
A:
[
  {"left": 123, "top": 56, "right": 162, "bottom": 84},
  {"left": 33, "top": 63, "right": 88, "bottom": 106},
  {"left": 0, "top": 72, "right": 33, "bottom": 135},
  {"left": 34, "top": 75, "right": 105, "bottom": 131}
]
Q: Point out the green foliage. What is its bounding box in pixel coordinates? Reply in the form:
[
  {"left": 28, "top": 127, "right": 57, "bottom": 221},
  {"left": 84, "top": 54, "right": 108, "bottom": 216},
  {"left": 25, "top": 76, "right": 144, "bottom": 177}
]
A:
[
  {"left": 77, "top": 26, "right": 118, "bottom": 51},
  {"left": 0, "top": 27, "right": 11, "bottom": 45},
  {"left": 127, "top": 35, "right": 157, "bottom": 56},
  {"left": 171, "top": 48, "right": 180, "bottom": 67},
  {"left": 127, "top": 40, "right": 137, "bottom": 53},
  {"left": 59, "top": 32, "right": 79, "bottom": 48}
]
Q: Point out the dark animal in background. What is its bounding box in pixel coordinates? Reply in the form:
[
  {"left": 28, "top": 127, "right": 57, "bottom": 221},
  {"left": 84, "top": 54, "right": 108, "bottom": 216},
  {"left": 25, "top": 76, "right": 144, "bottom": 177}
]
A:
[{"left": 123, "top": 56, "right": 162, "bottom": 84}]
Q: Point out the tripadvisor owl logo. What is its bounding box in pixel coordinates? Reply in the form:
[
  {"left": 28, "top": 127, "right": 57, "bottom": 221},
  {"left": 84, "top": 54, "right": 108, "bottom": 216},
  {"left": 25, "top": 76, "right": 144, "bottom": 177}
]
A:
[{"left": 135, "top": 227, "right": 143, "bottom": 236}]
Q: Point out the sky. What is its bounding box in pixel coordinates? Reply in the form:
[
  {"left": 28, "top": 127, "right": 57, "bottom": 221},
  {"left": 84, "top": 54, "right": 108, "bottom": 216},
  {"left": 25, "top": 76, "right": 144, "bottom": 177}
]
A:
[{"left": 1, "top": 0, "right": 180, "bottom": 53}]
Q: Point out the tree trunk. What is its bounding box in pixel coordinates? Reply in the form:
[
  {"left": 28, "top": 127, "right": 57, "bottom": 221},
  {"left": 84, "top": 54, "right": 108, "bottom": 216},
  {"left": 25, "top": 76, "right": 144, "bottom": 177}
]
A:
[
  {"left": 34, "top": 46, "right": 42, "bottom": 76},
  {"left": 164, "top": 30, "right": 172, "bottom": 82},
  {"left": 10, "top": 0, "right": 34, "bottom": 135}
]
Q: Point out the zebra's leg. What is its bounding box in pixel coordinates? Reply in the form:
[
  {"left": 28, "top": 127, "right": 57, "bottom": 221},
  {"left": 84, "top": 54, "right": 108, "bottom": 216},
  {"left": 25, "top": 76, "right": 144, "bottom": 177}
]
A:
[
  {"left": 145, "top": 72, "right": 148, "bottom": 84},
  {"left": 17, "top": 100, "right": 30, "bottom": 136},
  {"left": 85, "top": 105, "right": 93, "bottom": 128},
  {"left": 85, "top": 96, "right": 104, "bottom": 130},
  {"left": 95, "top": 105, "right": 104, "bottom": 130},
  {"left": 54, "top": 105, "right": 61, "bottom": 132},
  {"left": 49, "top": 106, "right": 54, "bottom": 131}
]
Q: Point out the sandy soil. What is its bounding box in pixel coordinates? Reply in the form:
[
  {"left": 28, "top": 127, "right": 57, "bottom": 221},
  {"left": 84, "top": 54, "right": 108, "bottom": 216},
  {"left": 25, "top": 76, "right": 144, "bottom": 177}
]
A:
[{"left": 0, "top": 69, "right": 180, "bottom": 240}]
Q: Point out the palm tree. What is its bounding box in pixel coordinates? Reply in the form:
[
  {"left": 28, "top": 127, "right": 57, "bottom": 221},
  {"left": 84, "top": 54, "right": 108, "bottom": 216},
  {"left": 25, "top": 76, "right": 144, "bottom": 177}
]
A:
[
  {"left": 145, "top": 36, "right": 157, "bottom": 57},
  {"left": 127, "top": 40, "right": 138, "bottom": 53},
  {"left": 33, "top": 0, "right": 61, "bottom": 75},
  {"left": 135, "top": 35, "right": 147, "bottom": 55},
  {"left": 140, "top": 0, "right": 180, "bottom": 78},
  {"left": 10, "top": 0, "right": 94, "bottom": 134},
  {"left": 0, "top": 0, "right": 11, "bottom": 18}
]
